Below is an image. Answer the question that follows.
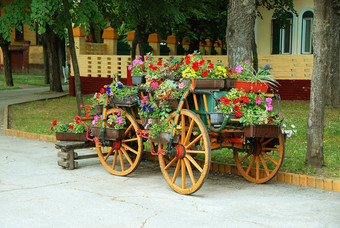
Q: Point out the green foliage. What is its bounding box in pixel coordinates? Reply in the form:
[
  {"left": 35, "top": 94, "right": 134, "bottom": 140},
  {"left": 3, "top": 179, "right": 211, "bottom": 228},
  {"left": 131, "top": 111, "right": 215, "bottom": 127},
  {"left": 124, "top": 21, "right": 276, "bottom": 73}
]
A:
[
  {"left": 110, "top": 82, "right": 138, "bottom": 100},
  {"left": 107, "top": 110, "right": 126, "bottom": 129}
]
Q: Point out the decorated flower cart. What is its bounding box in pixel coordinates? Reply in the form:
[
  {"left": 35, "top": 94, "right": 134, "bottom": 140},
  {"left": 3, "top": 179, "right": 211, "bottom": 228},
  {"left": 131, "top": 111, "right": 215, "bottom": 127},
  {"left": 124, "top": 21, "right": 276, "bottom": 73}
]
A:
[{"left": 71, "top": 53, "right": 288, "bottom": 195}]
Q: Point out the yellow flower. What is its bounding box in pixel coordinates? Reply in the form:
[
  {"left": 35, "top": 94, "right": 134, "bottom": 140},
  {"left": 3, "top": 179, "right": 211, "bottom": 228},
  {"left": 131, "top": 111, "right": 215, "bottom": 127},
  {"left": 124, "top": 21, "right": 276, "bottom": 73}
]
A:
[{"left": 183, "top": 67, "right": 196, "bottom": 78}]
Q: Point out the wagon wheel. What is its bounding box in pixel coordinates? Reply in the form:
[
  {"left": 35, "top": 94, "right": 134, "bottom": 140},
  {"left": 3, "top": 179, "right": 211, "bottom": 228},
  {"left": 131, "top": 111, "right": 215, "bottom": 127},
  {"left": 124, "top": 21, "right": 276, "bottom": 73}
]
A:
[
  {"left": 158, "top": 109, "right": 211, "bottom": 195},
  {"left": 233, "top": 132, "right": 285, "bottom": 183},
  {"left": 96, "top": 108, "right": 143, "bottom": 176}
]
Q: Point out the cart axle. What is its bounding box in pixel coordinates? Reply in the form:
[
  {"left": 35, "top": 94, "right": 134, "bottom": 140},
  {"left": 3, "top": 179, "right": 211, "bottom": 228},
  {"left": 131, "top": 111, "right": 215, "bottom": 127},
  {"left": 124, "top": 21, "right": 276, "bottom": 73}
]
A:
[{"left": 165, "top": 144, "right": 186, "bottom": 159}]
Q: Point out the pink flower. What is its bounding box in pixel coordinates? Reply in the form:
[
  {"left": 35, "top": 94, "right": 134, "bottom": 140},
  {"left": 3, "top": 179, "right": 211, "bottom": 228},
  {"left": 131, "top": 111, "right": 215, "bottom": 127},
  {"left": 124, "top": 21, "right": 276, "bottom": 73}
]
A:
[
  {"left": 94, "top": 115, "right": 100, "bottom": 122},
  {"left": 255, "top": 96, "right": 262, "bottom": 105},
  {"left": 143, "top": 96, "right": 148, "bottom": 101},
  {"left": 128, "top": 65, "right": 133, "bottom": 71},
  {"left": 117, "top": 110, "right": 121, "bottom": 116},
  {"left": 265, "top": 104, "right": 273, "bottom": 111},
  {"left": 109, "top": 91, "right": 114, "bottom": 96},
  {"left": 141, "top": 101, "right": 145, "bottom": 106},
  {"left": 235, "top": 65, "right": 243, "bottom": 73},
  {"left": 151, "top": 82, "right": 159, "bottom": 89},
  {"left": 178, "top": 82, "right": 185, "bottom": 89},
  {"left": 266, "top": 98, "right": 272, "bottom": 105},
  {"left": 116, "top": 117, "right": 124, "bottom": 124},
  {"left": 278, "top": 113, "right": 282, "bottom": 118},
  {"left": 245, "top": 61, "right": 250, "bottom": 64}
]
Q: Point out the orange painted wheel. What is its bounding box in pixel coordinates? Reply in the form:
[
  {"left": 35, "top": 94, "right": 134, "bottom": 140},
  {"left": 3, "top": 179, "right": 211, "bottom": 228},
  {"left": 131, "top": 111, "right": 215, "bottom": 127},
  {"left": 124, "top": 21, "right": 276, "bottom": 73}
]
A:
[
  {"left": 158, "top": 109, "right": 211, "bottom": 195},
  {"left": 233, "top": 132, "right": 285, "bottom": 183},
  {"left": 96, "top": 108, "right": 143, "bottom": 176}
]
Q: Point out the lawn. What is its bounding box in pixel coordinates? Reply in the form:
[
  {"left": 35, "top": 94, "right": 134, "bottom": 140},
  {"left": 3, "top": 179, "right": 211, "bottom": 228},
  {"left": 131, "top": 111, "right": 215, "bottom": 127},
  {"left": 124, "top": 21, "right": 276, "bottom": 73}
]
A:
[
  {"left": 9, "top": 96, "right": 340, "bottom": 179},
  {"left": 0, "top": 73, "right": 68, "bottom": 88}
]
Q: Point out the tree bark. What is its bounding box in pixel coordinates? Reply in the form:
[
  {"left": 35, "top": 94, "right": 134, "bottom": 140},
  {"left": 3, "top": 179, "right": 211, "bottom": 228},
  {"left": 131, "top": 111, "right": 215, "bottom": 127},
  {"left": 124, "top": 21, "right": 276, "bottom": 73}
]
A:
[
  {"left": 226, "top": 0, "right": 257, "bottom": 69},
  {"left": 0, "top": 39, "right": 13, "bottom": 86},
  {"left": 42, "top": 38, "right": 50, "bottom": 84},
  {"left": 326, "top": 1, "right": 340, "bottom": 107},
  {"left": 306, "top": 0, "right": 330, "bottom": 168},
  {"left": 131, "top": 25, "right": 143, "bottom": 61},
  {"left": 45, "top": 25, "right": 63, "bottom": 92}
]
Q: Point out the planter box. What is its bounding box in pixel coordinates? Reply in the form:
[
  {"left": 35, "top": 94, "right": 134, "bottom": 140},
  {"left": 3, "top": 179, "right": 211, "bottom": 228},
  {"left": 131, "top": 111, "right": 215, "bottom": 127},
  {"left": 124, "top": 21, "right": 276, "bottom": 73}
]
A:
[
  {"left": 225, "top": 78, "right": 236, "bottom": 90},
  {"left": 209, "top": 113, "right": 225, "bottom": 125},
  {"left": 156, "top": 98, "right": 180, "bottom": 110},
  {"left": 183, "top": 78, "right": 225, "bottom": 90},
  {"left": 244, "top": 124, "right": 280, "bottom": 138},
  {"left": 132, "top": 75, "right": 145, "bottom": 85},
  {"left": 56, "top": 132, "right": 88, "bottom": 141},
  {"left": 151, "top": 131, "right": 180, "bottom": 145},
  {"left": 141, "top": 117, "right": 162, "bottom": 129},
  {"left": 94, "top": 105, "right": 103, "bottom": 115},
  {"left": 111, "top": 94, "right": 138, "bottom": 106},
  {"left": 91, "top": 127, "right": 125, "bottom": 140},
  {"left": 235, "top": 80, "right": 269, "bottom": 93}
]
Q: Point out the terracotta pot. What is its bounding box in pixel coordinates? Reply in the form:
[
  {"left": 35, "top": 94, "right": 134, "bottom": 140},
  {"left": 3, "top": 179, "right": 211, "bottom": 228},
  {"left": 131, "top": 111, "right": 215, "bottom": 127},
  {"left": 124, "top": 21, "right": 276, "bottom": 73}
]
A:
[
  {"left": 244, "top": 124, "right": 280, "bottom": 138},
  {"left": 132, "top": 75, "right": 145, "bottom": 85},
  {"left": 91, "top": 127, "right": 125, "bottom": 140},
  {"left": 183, "top": 78, "right": 225, "bottom": 90},
  {"left": 234, "top": 80, "right": 269, "bottom": 93},
  {"left": 151, "top": 131, "right": 180, "bottom": 145},
  {"left": 56, "top": 132, "right": 87, "bottom": 141}
]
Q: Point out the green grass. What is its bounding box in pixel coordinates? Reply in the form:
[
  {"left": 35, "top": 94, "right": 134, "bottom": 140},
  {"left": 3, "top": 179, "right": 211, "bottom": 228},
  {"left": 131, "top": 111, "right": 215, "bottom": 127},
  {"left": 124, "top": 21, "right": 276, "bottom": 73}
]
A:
[
  {"left": 9, "top": 98, "right": 340, "bottom": 179},
  {"left": 0, "top": 84, "right": 21, "bottom": 90},
  {"left": 0, "top": 73, "right": 69, "bottom": 88}
]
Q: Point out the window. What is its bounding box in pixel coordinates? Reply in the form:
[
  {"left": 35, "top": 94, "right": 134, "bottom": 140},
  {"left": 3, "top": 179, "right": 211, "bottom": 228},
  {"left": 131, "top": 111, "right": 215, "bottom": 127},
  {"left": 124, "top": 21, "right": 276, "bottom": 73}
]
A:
[
  {"left": 15, "top": 24, "right": 24, "bottom": 41},
  {"left": 272, "top": 13, "right": 294, "bottom": 54},
  {"left": 301, "top": 11, "right": 313, "bottom": 54}
]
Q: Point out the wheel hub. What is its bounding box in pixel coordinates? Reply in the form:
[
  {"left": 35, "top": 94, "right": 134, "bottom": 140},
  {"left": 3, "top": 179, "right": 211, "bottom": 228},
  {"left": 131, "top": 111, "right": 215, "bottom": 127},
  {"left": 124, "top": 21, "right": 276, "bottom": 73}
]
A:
[
  {"left": 112, "top": 141, "right": 121, "bottom": 150},
  {"left": 250, "top": 140, "right": 262, "bottom": 156},
  {"left": 165, "top": 144, "right": 186, "bottom": 159}
]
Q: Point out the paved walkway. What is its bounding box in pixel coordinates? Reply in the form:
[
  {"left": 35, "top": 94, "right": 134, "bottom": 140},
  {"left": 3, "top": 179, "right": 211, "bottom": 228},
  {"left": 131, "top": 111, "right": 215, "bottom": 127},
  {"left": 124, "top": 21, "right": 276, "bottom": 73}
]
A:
[{"left": 0, "top": 86, "right": 340, "bottom": 227}]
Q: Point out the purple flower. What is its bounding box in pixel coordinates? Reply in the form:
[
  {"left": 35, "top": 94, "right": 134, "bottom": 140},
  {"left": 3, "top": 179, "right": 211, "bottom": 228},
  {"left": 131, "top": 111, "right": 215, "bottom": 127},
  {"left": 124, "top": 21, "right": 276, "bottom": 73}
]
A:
[
  {"left": 235, "top": 65, "right": 243, "bottom": 73},
  {"left": 264, "top": 64, "right": 270, "bottom": 70},
  {"left": 148, "top": 107, "right": 154, "bottom": 113},
  {"left": 106, "top": 86, "right": 111, "bottom": 93},
  {"left": 117, "top": 84, "right": 123, "bottom": 89},
  {"left": 142, "top": 106, "right": 146, "bottom": 111}
]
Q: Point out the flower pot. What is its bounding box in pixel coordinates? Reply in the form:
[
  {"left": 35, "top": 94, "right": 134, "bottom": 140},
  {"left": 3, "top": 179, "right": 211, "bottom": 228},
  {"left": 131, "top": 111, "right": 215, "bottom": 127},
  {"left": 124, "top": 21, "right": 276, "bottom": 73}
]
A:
[
  {"left": 156, "top": 98, "right": 180, "bottom": 110},
  {"left": 234, "top": 80, "right": 269, "bottom": 93},
  {"left": 132, "top": 75, "right": 145, "bottom": 85},
  {"left": 111, "top": 93, "right": 138, "bottom": 107},
  {"left": 209, "top": 113, "right": 225, "bottom": 125},
  {"left": 183, "top": 78, "right": 225, "bottom": 90},
  {"left": 56, "top": 132, "right": 88, "bottom": 141},
  {"left": 91, "top": 127, "right": 125, "bottom": 140},
  {"left": 141, "top": 117, "right": 162, "bottom": 129},
  {"left": 244, "top": 124, "right": 280, "bottom": 138},
  {"left": 95, "top": 105, "right": 103, "bottom": 115},
  {"left": 224, "top": 78, "right": 236, "bottom": 90},
  {"left": 151, "top": 131, "right": 180, "bottom": 145}
]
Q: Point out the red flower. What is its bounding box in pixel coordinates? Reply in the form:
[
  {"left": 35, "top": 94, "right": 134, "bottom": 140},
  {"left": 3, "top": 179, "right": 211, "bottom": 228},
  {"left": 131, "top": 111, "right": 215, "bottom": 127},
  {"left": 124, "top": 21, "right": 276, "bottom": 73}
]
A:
[
  {"left": 85, "top": 113, "right": 90, "bottom": 117},
  {"left": 234, "top": 105, "right": 240, "bottom": 111},
  {"left": 96, "top": 93, "right": 100, "bottom": 99},
  {"left": 243, "top": 97, "right": 249, "bottom": 103},
  {"left": 69, "top": 124, "right": 74, "bottom": 130},
  {"left": 235, "top": 111, "right": 242, "bottom": 117},
  {"left": 232, "top": 99, "right": 237, "bottom": 104},
  {"left": 80, "top": 104, "right": 83, "bottom": 109},
  {"left": 199, "top": 60, "right": 205, "bottom": 66},
  {"left": 52, "top": 120, "right": 57, "bottom": 126},
  {"left": 100, "top": 88, "right": 105, "bottom": 94},
  {"left": 220, "top": 97, "right": 229, "bottom": 105},
  {"left": 208, "top": 63, "right": 214, "bottom": 69},
  {"left": 157, "top": 61, "right": 162, "bottom": 66},
  {"left": 201, "top": 70, "right": 208, "bottom": 77},
  {"left": 185, "top": 59, "right": 190, "bottom": 65},
  {"left": 75, "top": 119, "right": 80, "bottom": 124},
  {"left": 51, "top": 127, "right": 54, "bottom": 131},
  {"left": 192, "top": 61, "right": 199, "bottom": 70}
]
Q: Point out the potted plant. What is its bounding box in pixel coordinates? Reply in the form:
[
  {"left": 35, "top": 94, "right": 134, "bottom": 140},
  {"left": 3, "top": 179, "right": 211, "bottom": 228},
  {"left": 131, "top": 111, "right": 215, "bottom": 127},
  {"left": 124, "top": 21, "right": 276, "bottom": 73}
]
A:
[
  {"left": 149, "top": 119, "right": 180, "bottom": 145},
  {"left": 90, "top": 87, "right": 109, "bottom": 115},
  {"left": 154, "top": 79, "right": 187, "bottom": 110},
  {"left": 181, "top": 51, "right": 227, "bottom": 89},
  {"left": 233, "top": 61, "right": 279, "bottom": 93},
  {"left": 218, "top": 88, "right": 282, "bottom": 137},
  {"left": 91, "top": 110, "right": 126, "bottom": 141},
  {"left": 51, "top": 119, "right": 88, "bottom": 141},
  {"left": 128, "top": 55, "right": 146, "bottom": 85},
  {"left": 110, "top": 81, "right": 139, "bottom": 106},
  {"left": 139, "top": 95, "right": 171, "bottom": 129},
  {"left": 163, "top": 56, "right": 184, "bottom": 81}
]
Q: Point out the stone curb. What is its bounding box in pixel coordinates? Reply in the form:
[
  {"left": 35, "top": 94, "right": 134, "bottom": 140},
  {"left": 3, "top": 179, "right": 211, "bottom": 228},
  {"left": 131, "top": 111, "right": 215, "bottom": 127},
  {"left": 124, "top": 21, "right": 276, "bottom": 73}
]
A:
[{"left": 3, "top": 99, "right": 340, "bottom": 193}]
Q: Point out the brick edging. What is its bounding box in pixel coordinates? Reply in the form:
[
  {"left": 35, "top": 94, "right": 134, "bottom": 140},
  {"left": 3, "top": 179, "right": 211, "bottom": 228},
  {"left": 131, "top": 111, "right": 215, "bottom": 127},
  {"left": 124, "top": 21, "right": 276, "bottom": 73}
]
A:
[{"left": 3, "top": 100, "right": 339, "bottom": 193}]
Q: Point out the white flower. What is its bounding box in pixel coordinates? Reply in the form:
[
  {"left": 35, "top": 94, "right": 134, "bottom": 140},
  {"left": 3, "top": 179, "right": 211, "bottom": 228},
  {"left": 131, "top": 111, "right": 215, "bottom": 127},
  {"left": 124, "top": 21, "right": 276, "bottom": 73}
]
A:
[
  {"left": 283, "top": 124, "right": 286, "bottom": 128},
  {"left": 291, "top": 124, "right": 296, "bottom": 128},
  {"left": 293, "top": 130, "right": 297, "bottom": 133}
]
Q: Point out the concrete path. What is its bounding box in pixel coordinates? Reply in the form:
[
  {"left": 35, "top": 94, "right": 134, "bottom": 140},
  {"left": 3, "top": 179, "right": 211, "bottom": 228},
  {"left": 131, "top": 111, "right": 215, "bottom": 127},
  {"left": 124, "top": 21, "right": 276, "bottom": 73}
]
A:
[{"left": 0, "top": 86, "right": 340, "bottom": 227}]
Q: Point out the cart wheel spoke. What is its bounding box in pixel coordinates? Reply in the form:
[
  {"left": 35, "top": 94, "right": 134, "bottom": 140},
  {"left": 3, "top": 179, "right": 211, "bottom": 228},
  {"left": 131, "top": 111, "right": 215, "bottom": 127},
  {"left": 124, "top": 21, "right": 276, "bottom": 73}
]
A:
[
  {"left": 96, "top": 108, "right": 142, "bottom": 176},
  {"left": 234, "top": 133, "right": 285, "bottom": 184},
  {"left": 159, "top": 109, "right": 210, "bottom": 195}
]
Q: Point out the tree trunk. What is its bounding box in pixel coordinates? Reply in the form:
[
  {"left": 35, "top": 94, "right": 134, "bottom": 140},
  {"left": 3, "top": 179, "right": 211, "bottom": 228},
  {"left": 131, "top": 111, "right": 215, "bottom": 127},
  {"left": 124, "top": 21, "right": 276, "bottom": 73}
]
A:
[
  {"left": 42, "top": 38, "right": 50, "bottom": 84},
  {"left": 306, "top": 0, "right": 330, "bottom": 168},
  {"left": 252, "top": 29, "right": 258, "bottom": 72},
  {"left": 226, "top": 0, "right": 257, "bottom": 69},
  {"left": 45, "top": 25, "right": 63, "bottom": 92},
  {"left": 131, "top": 25, "right": 143, "bottom": 61},
  {"left": 326, "top": 1, "right": 340, "bottom": 107},
  {"left": 0, "top": 40, "right": 13, "bottom": 86},
  {"left": 58, "top": 37, "right": 66, "bottom": 83}
]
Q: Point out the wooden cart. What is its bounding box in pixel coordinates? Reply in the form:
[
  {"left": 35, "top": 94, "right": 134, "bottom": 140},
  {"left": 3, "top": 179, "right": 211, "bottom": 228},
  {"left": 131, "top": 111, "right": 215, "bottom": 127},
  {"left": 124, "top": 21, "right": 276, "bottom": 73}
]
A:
[{"left": 85, "top": 79, "right": 285, "bottom": 195}]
